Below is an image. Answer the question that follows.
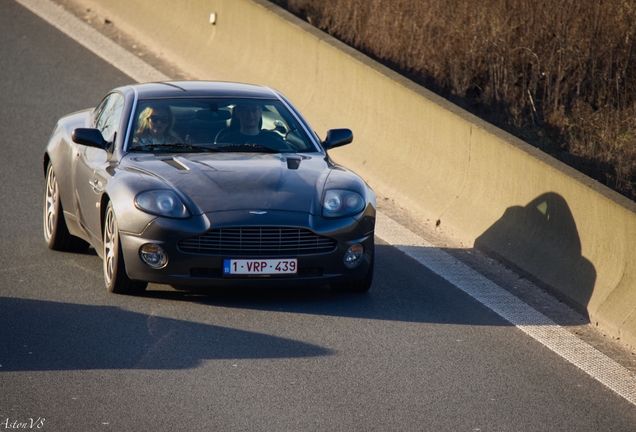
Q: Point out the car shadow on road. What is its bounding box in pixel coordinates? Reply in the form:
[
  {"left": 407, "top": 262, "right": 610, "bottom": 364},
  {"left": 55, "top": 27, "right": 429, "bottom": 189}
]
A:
[{"left": 0, "top": 296, "right": 331, "bottom": 372}]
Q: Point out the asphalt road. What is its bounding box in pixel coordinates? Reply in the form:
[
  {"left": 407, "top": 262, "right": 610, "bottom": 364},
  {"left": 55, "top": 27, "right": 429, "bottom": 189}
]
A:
[{"left": 2, "top": 1, "right": 636, "bottom": 430}]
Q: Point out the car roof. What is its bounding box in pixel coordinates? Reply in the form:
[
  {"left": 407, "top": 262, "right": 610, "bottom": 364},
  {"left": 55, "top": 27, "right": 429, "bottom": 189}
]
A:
[{"left": 121, "top": 81, "right": 281, "bottom": 100}]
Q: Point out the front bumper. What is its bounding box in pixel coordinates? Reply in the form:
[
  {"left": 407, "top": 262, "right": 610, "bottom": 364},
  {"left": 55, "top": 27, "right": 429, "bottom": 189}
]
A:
[{"left": 119, "top": 208, "right": 375, "bottom": 288}]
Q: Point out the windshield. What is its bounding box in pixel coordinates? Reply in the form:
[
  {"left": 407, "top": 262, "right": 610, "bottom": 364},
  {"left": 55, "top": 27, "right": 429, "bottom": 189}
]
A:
[{"left": 127, "top": 97, "right": 318, "bottom": 153}]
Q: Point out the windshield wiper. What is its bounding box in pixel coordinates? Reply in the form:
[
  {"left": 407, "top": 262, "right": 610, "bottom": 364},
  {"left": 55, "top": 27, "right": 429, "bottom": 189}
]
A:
[
  {"left": 134, "top": 143, "right": 223, "bottom": 152},
  {"left": 214, "top": 143, "right": 281, "bottom": 153}
]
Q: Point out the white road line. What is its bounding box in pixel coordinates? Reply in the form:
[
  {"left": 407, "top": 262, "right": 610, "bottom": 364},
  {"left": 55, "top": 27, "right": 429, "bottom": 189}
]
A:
[
  {"left": 16, "top": 0, "right": 168, "bottom": 83},
  {"left": 18, "top": 0, "right": 636, "bottom": 406},
  {"left": 377, "top": 213, "right": 636, "bottom": 404}
]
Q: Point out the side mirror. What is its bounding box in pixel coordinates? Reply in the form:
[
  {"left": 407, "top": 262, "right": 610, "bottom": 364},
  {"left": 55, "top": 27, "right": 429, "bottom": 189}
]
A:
[
  {"left": 322, "top": 128, "right": 353, "bottom": 150},
  {"left": 72, "top": 128, "right": 108, "bottom": 150}
]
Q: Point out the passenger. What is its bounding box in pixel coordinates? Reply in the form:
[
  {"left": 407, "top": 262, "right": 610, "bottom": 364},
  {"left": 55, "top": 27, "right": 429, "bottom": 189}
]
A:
[{"left": 133, "top": 104, "right": 181, "bottom": 145}]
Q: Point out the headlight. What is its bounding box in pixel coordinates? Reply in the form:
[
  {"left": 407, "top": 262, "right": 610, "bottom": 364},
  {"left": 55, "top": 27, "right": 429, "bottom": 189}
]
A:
[
  {"left": 322, "top": 189, "right": 365, "bottom": 218},
  {"left": 135, "top": 190, "right": 190, "bottom": 219}
]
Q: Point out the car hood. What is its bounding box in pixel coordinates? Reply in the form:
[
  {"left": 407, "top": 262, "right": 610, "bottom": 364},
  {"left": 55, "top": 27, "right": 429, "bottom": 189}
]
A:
[{"left": 122, "top": 153, "right": 329, "bottom": 215}]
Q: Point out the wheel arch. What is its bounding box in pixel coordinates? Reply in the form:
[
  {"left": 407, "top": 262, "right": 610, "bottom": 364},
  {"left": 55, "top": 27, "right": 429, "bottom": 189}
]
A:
[
  {"left": 100, "top": 193, "right": 112, "bottom": 239},
  {"left": 43, "top": 153, "right": 51, "bottom": 177}
]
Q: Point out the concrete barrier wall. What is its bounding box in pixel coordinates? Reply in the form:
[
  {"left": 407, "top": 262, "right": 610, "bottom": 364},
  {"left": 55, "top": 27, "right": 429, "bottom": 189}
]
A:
[{"left": 77, "top": 0, "right": 636, "bottom": 347}]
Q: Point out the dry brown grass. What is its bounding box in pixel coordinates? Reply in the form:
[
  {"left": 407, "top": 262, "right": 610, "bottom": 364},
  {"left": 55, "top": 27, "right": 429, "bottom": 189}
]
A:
[{"left": 270, "top": 0, "right": 636, "bottom": 199}]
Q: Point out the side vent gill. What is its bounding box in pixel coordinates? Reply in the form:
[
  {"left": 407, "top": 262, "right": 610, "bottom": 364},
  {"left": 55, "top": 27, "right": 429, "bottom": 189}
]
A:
[{"left": 286, "top": 156, "right": 302, "bottom": 170}]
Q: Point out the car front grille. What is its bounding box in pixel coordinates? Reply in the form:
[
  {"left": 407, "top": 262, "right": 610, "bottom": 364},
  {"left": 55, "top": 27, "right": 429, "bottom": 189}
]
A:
[{"left": 177, "top": 227, "right": 337, "bottom": 256}]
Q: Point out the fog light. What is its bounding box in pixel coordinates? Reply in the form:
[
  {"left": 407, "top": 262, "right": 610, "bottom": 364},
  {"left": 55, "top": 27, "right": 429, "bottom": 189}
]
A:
[
  {"left": 343, "top": 243, "right": 364, "bottom": 269},
  {"left": 140, "top": 244, "right": 168, "bottom": 269}
]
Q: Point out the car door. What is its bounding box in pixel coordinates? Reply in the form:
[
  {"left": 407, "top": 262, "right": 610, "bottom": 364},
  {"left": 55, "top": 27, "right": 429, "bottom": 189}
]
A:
[{"left": 74, "top": 92, "right": 124, "bottom": 246}]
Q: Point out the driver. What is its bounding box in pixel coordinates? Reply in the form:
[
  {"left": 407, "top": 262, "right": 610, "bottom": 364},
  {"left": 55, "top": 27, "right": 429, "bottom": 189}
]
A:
[{"left": 217, "top": 103, "right": 289, "bottom": 150}]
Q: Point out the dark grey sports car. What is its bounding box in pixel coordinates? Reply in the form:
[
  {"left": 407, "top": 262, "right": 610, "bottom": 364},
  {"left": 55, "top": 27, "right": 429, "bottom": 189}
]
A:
[{"left": 43, "top": 81, "right": 375, "bottom": 294}]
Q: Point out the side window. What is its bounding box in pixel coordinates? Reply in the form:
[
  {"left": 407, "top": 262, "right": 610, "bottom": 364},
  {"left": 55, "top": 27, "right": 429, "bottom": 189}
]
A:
[{"left": 94, "top": 93, "right": 124, "bottom": 143}]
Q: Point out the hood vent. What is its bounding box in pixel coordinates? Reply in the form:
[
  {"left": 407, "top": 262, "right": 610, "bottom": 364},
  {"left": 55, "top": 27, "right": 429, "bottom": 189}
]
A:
[{"left": 161, "top": 158, "right": 189, "bottom": 171}]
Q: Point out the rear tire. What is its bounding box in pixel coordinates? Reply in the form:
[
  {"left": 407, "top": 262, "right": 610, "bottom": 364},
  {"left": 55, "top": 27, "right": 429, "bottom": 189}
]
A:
[
  {"left": 103, "top": 201, "right": 147, "bottom": 294},
  {"left": 43, "top": 163, "right": 89, "bottom": 252},
  {"left": 330, "top": 256, "right": 374, "bottom": 293}
]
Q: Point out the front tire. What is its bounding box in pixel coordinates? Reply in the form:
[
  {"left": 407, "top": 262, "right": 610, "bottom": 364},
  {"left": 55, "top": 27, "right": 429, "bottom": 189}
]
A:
[
  {"left": 103, "top": 201, "right": 147, "bottom": 294},
  {"left": 43, "top": 163, "right": 89, "bottom": 252}
]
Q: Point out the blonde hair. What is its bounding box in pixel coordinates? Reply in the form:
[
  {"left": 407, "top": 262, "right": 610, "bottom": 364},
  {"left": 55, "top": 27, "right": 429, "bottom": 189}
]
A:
[
  {"left": 135, "top": 104, "right": 175, "bottom": 136},
  {"left": 134, "top": 104, "right": 181, "bottom": 141}
]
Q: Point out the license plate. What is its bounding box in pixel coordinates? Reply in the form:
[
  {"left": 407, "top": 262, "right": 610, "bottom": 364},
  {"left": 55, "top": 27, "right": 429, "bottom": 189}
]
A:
[{"left": 223, "top": 259, "right": 297, "bottom": 275}]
